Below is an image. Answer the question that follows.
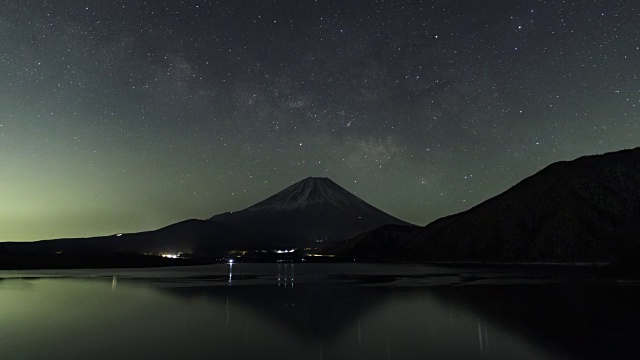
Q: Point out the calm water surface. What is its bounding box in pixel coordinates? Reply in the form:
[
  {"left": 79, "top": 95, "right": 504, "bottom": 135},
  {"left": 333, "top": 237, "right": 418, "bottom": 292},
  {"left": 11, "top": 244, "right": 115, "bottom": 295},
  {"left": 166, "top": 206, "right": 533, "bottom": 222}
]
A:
[{"left": 0, "top": 264, "right": 638, "bottom": 360}]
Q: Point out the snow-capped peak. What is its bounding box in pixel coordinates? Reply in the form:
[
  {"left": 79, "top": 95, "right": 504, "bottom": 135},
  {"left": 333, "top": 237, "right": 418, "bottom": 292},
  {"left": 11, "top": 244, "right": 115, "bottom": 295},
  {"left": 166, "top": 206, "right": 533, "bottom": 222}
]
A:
[{"left": 244, "top": 177, "right": 373, "bottom": 213}]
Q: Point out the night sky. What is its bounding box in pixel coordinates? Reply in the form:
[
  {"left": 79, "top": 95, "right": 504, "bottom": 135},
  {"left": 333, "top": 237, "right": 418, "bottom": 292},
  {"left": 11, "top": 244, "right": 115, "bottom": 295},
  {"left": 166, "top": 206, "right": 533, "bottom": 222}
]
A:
[{"left": 1, "top": 0, "right": 638, "bottom": 241}]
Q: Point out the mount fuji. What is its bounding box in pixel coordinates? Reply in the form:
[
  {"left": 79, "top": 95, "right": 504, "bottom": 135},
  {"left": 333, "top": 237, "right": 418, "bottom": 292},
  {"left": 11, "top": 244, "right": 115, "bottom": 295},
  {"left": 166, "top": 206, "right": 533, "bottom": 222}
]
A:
[
  {"left": 209, "top": 177, "right": 411, "bottom": 248},
  {"left": 0, "top": 177, "right": 410, "bottom": 266}
]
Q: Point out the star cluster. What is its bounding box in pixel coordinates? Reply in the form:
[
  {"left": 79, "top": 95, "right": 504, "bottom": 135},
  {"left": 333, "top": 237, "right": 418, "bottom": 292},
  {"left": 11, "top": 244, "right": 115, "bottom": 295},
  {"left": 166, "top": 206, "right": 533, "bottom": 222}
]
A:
[{"left": 1, "top": 0, "right": 638, "bottom": 240}]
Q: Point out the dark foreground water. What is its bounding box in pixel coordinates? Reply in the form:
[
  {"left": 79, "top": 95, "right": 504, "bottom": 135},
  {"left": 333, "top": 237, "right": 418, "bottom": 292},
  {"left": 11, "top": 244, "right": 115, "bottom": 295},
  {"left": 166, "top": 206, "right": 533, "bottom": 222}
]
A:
[{"left": 0, "top": 264, "right": 638, "bottom": 360}]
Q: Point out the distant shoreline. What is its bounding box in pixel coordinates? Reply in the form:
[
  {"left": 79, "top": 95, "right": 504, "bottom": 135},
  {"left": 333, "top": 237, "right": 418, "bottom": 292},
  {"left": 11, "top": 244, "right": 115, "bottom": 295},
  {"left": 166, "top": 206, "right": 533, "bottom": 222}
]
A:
[{"left": 0, "top": 254, "right": 620, "bottom": 272}]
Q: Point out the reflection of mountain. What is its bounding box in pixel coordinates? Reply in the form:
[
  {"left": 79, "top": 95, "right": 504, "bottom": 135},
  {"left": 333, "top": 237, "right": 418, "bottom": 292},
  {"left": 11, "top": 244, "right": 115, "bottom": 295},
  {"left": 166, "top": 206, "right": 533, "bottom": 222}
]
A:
[
  {"left": 340, "top": 148, "right": 640, "bottom": 263},
  {"left": 163, "top": 282, "right": 388, "bottom": 341},
  {"left": 156, "top": 268, "right": 640, "bottom": 360},
  {"left": 157, "top": 263, "right": 390, "bottom": 341},
  {"left": 428, "top": 283, "right": 640, "bottom": 360}
]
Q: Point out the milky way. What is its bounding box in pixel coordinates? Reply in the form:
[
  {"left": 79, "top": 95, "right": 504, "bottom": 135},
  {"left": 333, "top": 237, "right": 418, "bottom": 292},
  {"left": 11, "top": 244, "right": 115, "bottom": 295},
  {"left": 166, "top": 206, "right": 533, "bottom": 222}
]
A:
[{"left": 1, "top": 0, "right": 638, "bottom": 240}]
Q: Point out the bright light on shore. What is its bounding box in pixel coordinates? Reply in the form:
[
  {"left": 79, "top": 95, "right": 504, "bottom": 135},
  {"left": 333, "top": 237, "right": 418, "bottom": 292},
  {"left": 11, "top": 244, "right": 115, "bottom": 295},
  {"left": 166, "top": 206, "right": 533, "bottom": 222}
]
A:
[
  {"left": 228, "top": 259, "right": 234, "bottom": 264},
  {"left": 276, "top": 249, "right": 296, "bottom": 254},
  {"left": 161, "top": 254, "right": 179, "bottom": 259}
]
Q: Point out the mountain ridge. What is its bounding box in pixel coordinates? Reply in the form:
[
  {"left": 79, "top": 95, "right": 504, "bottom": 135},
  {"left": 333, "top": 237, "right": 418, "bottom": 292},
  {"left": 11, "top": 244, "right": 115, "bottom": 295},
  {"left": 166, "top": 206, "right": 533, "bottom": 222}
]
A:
[
  {"left": 1, "top": 177, "right": 410, "bottom": 264},
  {"left": 338, "top": 148, "right": 640, "bottom": 263}
]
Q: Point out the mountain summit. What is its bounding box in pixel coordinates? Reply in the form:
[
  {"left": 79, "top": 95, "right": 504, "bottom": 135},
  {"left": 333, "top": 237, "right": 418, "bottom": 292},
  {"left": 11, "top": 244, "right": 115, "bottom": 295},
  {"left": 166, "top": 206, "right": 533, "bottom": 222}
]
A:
[
  {"left": 209, "top": 177, "right": 411, "bottom": 247},
  {"left": 243, "top": 177, "right": 384, "bottom": 214}
]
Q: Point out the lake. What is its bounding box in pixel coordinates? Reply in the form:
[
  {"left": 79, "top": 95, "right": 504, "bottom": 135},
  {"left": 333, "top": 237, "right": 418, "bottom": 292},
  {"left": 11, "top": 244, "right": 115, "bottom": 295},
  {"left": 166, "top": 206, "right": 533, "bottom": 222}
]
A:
[{"left": 0, "top": 263, "right": 638, "bottom": 360}]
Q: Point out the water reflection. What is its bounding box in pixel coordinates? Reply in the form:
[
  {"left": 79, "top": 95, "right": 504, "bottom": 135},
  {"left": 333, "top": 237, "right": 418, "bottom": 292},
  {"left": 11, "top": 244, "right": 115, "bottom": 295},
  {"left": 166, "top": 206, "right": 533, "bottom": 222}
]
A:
[
  {"left": 277, "top": 263, "right": 295, "bottom": 289},
  {"left": 478, "top": 320, "right": 489, "bottom": 356},
  {"left": 0, "top": 265, "right": 638, "bottom": 360},
  {"left": 226, "top": 295, "right": 230, "bottom": 331},
  {"left": 157, "top": 280, "right": 564, "bottom": 359}
]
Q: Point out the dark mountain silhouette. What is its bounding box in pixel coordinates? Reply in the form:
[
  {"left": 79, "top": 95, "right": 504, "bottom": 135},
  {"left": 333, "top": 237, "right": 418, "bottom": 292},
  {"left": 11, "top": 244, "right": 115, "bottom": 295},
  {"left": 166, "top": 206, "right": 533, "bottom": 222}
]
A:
[
  {"left": 1, "top": 177, "right": 409, "bottom": 267},
  {"left": 327, "top": 224, "right": 422, "bottom": 261},
  {"left": 338, "top": 148, "right": 640, "bottom": 263},
  {"left": 209, "top": 177, "right": 411, "bottom": 248},
  {"left": 2, "top": 220, "right": 242, "bottom": 258}
]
